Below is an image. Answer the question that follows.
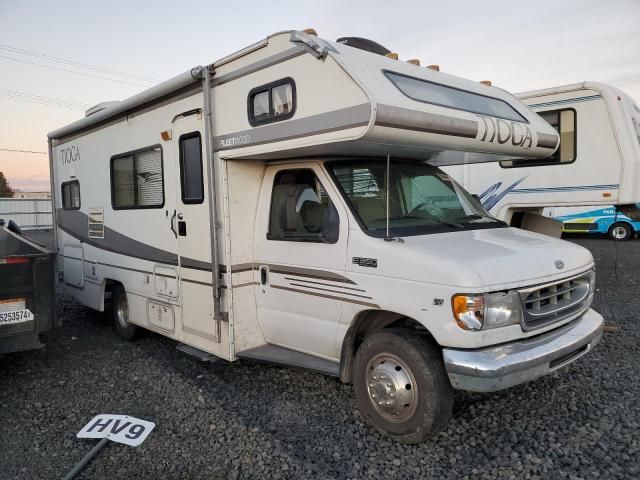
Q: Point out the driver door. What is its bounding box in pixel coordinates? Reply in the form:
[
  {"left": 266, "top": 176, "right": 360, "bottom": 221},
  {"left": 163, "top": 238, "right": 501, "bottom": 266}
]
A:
[{"left": 254, "top": 164, "right": 349, "bottom": 359}]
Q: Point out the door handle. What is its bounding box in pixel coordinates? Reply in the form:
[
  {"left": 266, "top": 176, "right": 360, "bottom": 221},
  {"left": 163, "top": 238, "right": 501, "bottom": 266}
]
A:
[
  {"left": 260, "top": 266, "right": 268, "bottom": 285},
  {"left": 170, "top": 210, "right": 177, "bottom": 238}
]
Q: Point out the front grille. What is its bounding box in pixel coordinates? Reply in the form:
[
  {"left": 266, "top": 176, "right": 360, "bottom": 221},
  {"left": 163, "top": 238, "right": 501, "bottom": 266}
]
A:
[{"left": 519, "top": 272, "right": 593, "bottom": 331}]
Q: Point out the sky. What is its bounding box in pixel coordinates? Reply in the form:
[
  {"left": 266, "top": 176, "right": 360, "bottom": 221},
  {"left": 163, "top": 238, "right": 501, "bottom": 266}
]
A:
[{"left": 1, "top": 0, "right": 639, "bottom": 191}]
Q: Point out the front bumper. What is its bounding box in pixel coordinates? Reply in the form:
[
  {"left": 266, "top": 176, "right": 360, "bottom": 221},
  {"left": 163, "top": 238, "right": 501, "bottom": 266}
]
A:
[{"left": 442, "top": 308, "right": 604, "bottom": 392}]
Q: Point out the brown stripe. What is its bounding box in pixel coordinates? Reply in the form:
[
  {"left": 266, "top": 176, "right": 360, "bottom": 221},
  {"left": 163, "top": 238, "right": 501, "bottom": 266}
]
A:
[
  {"left": 182, "top": 278, "right": 214, "bottom": 287},
  {"left": 271, "top": 284, "right": 379, "bottom": 309},
  {"left": 288, "top": 282, "right": 372, "bottom": 299},
  {"left": 536, "top": 132, "right": 558, "bottom": 149},
  {"left": 283, "top": 276, "right": 366, "bottom": 292},
  {"left": 233, "top": 281, "right": 259, "bottom": 288},
  {"left": 231, "top": 263, "right": 254, "bottom": 273},
  {"left": 96, "top": 261, "right": 181, "bottom": 279},
  {"left": 268, "top": 264, "right": 356, "bottom": 284},
  {"left": 98, "top": 261, "right": 154, "bottom": 277}
]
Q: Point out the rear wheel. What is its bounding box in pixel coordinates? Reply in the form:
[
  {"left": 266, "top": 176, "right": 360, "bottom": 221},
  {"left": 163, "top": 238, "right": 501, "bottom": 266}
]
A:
[
  {"left": 353, "top": 329, "right": 453, "bottom": 444},
  {"left": 608, "top": 222, "right": 633, "bottom": 241},
  {"left": 112, "top": 285, "right": 139, "bottom": 341}
]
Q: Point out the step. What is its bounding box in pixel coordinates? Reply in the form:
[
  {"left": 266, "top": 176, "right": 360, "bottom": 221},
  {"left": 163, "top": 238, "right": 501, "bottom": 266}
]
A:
[
  {"left": 237, "top": 344, "right": 339, "bottom": 377},
  {"left": 176, "top": 343, "right": 217, "bottom": 362}
]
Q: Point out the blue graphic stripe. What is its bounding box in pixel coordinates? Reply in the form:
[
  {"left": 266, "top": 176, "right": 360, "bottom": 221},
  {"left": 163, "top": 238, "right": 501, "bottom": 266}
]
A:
[
  {"left": 528, "top": 95, "right": 602, "bottom": 109},
  {"left": 510, "top": 184, "right": 619, "bottom": 194}
]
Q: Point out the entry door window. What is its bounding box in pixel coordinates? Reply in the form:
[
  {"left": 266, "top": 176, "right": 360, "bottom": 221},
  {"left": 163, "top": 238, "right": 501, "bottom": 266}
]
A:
[
  {"left": 179, "top": 132, "right": 204, "bottom": 204},
  {"left": 267, "top": 169, "right": 339, "bottom": 243}
]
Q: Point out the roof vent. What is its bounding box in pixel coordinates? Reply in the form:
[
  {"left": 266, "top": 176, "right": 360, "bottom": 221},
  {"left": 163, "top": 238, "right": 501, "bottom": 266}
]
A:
[
  {"left": 85, "top": 101, "right": 120, "bottom": 117},
  {"left": 336, "top": 37, "right": 391, "bottom": 56}
]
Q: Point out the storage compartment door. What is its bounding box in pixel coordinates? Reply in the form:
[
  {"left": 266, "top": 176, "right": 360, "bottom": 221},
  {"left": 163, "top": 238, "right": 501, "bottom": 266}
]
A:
[{"left": 63, "top": 245, "right": 84, "bottom": 288}]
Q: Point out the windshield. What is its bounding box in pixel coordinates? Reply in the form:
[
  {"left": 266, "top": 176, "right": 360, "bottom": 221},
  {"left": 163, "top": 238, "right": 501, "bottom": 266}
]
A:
[{"left": 328, "top": 160, "right": 504, "bottom": 237}]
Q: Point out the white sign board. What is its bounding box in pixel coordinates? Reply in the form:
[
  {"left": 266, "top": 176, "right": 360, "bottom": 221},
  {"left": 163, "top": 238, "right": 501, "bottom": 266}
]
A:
[{"left": 77, "top": 414, "right": 155, "bottom": 447}]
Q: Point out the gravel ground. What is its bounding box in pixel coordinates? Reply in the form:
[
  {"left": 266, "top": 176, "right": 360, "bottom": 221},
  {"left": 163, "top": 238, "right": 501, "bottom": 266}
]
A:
[{"left": 1, "top": 237, "right": 639, "bottom": 479}]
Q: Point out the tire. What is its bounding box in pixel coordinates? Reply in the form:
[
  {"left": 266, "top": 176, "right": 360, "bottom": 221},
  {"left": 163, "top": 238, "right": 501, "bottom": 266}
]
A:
[
  {"left": 608, "top": 222, "right": 633, "bottom": 241},
  {"left": 111, "top": 285, "right": 139, "bottom": 341},
  {"left": 353, "top": 329, "right": 453, "bottom": 444}
]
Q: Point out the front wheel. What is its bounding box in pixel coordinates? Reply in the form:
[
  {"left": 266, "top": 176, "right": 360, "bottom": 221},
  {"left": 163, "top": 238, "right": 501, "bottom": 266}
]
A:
[
  {"left": 353, "top": 330, "right": 453, "bottom": 444},
  {"left": 111, "top": 285, "right": 139, "bottom": 341},
  {"left": 608, "top": 222, "right": 633, "bottom": 241}
]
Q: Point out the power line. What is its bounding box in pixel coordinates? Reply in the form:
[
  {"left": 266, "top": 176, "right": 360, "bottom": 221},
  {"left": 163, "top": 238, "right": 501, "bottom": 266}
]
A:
[
  {"left": 0, "top": 54, "right": 152, "bottom": 87},
  {"left": 0, "top": 89, "right": 92, "bottom": 109},
  {"left": 0, "top": 91, "right": 90, "bottom": 110},
  {"left": 0, "top": 44, "right": 160, "bottom": 83},
  {"left": 0, "top": 148, "right": 48, "bottom": 154}
]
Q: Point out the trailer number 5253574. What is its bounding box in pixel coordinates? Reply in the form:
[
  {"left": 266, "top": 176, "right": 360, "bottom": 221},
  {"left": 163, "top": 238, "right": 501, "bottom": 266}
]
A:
[{"left": 0, "top": 309, "right": 34, "bottom": 325}]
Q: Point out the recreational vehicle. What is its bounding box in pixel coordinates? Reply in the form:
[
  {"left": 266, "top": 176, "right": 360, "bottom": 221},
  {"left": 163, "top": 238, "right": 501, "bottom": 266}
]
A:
[
  {"left": 544, "top": 204, "right": 640, "bottom": 240},
  {"left": 48, "top": 31, "right": 603, "bottom": 443},
  {"left": 444, "top": 82, "right": 640, "bottom": 238}
]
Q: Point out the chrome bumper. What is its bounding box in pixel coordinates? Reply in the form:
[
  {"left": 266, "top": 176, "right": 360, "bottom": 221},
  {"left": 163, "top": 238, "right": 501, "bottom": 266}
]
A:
[{"left": 442, "top": 308, "right": 604, "bottom": 392}]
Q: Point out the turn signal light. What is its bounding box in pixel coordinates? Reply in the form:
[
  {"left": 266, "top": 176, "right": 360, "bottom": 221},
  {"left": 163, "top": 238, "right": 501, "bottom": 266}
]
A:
[
  {"left": 426, "top": 64, "right": 440, "bottom": 71},
  {"left": 303, "top": 28, "right": 318, "bottom": 36},
  {"left": 385, "top": 52, "right": 399, "bottom": 60},
  {"left": 160, "top": 130, "right": 172, "bottom": 141},
  {"left": 452, "top": 294, "right": 484, "bottom": 331},
  {"left": 603, "top": 192, "right": 612, "bottom": 198},
  {"left": 406, "top": 59, "right": 420, "bottom": 66},
  {"left": 480, "top": 80, "right": 492, "bottom": 86}
]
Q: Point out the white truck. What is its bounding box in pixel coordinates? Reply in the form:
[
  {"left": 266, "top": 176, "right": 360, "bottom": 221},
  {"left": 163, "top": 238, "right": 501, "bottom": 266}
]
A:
[
  {"left": 444, "top": 81, "right": 640, "bottom": 237},
  {"left": 48, "top": 31, "right": 603, "bottom": 443}
]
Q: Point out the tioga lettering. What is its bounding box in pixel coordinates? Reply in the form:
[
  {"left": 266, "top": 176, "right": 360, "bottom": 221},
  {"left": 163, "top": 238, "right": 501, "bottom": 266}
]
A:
[{"left": 478, "top": 115, "right": 532, "bottom": 148}]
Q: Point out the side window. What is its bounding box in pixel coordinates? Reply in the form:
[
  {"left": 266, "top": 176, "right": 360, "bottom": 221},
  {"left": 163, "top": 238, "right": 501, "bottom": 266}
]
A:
[
  {"left": 501, "top": 108, "right": 576, "bottom": 168},
  {"left": 111, "top": 146, "right": 164, "bottom": 209},
  {"left": 61, "top": 180, "right": 80, "bottom": 210},
  {"left": 179, "top": 132, "right": 204, "bottom": 204},
  {"left": 268, "top": 169, "right": 339, "bottom": 243},
  {"left": 248, "top": 78, "right": 296, "bottom": 126}
]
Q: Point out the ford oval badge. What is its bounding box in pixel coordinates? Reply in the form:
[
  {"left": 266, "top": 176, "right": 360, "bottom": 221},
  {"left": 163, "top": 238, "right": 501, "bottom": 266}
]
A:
[{"left": 555, "top": 260, "right": 565, "bottom": 270}]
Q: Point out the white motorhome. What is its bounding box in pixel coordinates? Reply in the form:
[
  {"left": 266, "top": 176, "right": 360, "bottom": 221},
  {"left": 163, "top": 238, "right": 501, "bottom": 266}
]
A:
[
  {"left": 48, "top": 31, "right": 603, "bottom": 443},
  {"left": 445, "top": 82, "right": 640, "bottom": 235}
]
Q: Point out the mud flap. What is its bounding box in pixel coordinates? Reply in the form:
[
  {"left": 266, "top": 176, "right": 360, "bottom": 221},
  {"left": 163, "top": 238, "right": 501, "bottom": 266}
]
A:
[{"left": 520, "top": 212, "right": 563, "bottom": 237}]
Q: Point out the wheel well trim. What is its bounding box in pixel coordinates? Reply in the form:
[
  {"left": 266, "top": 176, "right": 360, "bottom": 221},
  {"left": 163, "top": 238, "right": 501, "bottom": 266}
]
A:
[{"left": 338, "top": 309, "right": 433, "bottom": 383}]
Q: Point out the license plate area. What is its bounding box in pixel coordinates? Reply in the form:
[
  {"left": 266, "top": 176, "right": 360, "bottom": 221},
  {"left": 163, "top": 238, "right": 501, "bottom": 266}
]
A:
[{"left": 0, "top": 298, "right": 35, "bottom": 329}]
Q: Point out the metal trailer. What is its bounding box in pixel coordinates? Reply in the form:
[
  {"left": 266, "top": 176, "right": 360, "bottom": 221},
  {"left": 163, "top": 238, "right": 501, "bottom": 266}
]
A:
[{"left": 0, "top": 223, "right": 57, "bottom": 354}]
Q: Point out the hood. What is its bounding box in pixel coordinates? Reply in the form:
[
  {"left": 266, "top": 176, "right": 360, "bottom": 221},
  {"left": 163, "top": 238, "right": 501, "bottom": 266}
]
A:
[{"left": 364, "top": 227, "right": 594, "bottom": 291}]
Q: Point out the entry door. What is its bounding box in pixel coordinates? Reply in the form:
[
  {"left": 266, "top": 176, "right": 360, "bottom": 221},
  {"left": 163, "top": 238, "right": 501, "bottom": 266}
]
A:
[
  {"left": 172, "top": 116, "right": 217, "bottom": 341},
  {"left": 254, "top": 165, "right": 349, "bottom": 359}
]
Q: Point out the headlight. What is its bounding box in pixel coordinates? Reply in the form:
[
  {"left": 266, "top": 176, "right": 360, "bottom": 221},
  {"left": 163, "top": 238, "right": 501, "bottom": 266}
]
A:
[{"left": 452, "top": 291, "right": 522, "bottom": 331}]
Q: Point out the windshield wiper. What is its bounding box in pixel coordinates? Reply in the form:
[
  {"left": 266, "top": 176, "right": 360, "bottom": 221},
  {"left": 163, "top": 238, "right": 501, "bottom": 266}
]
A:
[
  {"left": 393, "top": 214, "right": 464, "bottom": 229},
  {"left": 455, "top": 213, "right": 494, "bottom": 222}
]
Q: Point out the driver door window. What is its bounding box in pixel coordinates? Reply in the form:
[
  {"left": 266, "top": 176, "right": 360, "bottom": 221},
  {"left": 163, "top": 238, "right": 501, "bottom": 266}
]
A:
[{"left": 267, "top": 169, "right": 339, "bottom": 243}]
